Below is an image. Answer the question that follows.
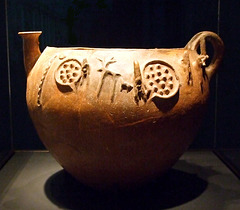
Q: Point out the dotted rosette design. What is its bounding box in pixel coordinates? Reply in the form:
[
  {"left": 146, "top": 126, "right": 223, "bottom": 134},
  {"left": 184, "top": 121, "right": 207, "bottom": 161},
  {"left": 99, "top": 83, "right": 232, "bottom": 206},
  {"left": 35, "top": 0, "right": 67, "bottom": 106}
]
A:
[
  {"left": 55, "top": 59, "right": 82, "bottom": 91},
  {"left": 143, "top": 61, "right": 179, "bottom": 99}
]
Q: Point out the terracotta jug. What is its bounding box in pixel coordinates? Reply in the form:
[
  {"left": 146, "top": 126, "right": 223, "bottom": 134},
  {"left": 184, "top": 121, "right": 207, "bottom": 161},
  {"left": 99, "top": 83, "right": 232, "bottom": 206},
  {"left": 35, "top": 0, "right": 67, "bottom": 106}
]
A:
[{"left": 19, "top": 31, "right": 224, "bottom": 189}]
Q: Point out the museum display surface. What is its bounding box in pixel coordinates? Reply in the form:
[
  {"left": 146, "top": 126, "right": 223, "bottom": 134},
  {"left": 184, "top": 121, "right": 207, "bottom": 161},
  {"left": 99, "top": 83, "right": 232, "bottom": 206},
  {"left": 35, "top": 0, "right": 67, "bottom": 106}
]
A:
[{"left": 1, "top": 150, "right": 240, "bottom": 210}]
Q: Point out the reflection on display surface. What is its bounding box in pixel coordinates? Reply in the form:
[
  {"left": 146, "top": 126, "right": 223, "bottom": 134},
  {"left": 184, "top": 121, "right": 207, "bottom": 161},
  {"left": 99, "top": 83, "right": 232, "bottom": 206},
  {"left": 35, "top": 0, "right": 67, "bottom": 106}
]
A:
[{"left": 44, "top": 169, "right": 207, "bottom": 209}]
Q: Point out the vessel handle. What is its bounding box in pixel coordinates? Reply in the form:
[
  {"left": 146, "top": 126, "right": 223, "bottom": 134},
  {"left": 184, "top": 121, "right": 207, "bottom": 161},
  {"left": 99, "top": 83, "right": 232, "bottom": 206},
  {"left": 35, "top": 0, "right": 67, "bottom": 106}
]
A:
[{"left": 185, "top": 31, "right": 224, "bottom": 79}]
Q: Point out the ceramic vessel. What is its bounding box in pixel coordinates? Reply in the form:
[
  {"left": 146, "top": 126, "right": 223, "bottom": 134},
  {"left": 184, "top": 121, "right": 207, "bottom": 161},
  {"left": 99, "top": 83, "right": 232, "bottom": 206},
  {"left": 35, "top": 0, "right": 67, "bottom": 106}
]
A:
[{"left": 19, "top": 31, "right": 224, "bottom": 188}]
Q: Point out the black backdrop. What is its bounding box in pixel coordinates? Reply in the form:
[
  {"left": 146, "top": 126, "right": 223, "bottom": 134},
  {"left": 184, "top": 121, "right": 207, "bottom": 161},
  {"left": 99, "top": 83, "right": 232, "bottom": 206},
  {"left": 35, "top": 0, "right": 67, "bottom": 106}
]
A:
[
  {"left": 2, "top": 0, "right": 240, "bottom": 150},
  {"left": 0, "top": 0, "right": 12, "bottom": 166}
]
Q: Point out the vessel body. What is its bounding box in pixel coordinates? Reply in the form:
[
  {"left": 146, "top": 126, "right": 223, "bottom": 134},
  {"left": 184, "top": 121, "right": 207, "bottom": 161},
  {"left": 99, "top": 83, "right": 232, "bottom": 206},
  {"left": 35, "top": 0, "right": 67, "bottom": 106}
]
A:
[{"left": 20, "top": 31, "right": 224, "bottom": 188}]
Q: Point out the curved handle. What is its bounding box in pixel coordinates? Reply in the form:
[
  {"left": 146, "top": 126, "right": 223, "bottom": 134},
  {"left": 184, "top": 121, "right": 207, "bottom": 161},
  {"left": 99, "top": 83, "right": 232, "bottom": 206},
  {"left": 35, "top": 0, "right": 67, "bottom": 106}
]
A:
[{"left": 185, "top": 31, "right": 224, "bottom": 79}]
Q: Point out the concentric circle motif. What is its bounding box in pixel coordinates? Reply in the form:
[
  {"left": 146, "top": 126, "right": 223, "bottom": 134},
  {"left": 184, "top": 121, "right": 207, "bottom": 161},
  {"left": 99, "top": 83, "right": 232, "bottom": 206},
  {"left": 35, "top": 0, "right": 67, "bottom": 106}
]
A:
[
  {"left": 143, "top": 61, "right": 179, "bottom": 99},
  {"left": 55, "top": 59, "right": 82, "bottom": 90}
]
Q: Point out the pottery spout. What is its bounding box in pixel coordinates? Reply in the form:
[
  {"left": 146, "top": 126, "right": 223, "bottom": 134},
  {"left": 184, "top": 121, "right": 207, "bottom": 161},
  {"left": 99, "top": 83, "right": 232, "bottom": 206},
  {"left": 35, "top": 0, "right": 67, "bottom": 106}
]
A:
[{"left": 18, "top": 31, "right": 42, "bottom": 76}]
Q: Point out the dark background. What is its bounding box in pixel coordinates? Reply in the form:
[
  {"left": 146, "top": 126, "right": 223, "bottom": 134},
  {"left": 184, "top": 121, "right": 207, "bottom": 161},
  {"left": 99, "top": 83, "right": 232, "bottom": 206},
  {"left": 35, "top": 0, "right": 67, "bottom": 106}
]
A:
[
  {"left": 0, "top": 0, "right": 12, "bottom": 166},
  {"left": 1, "top": 0, "right": 240, "bottom": 155}
]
